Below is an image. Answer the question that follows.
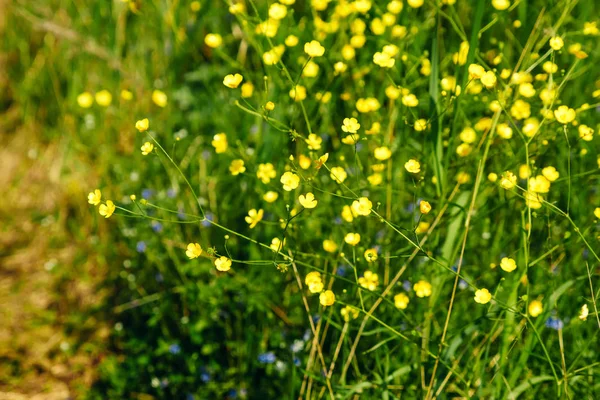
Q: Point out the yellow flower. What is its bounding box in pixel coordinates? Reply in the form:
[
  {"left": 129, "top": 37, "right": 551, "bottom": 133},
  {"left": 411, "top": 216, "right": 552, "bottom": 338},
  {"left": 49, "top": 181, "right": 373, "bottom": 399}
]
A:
[
  {"left": 204, "top": 33, "right": 222, "bottom": 48},
  {"left": 186, "top": 243, "right": 203, "bottom": 259},
  {"left": 356, "top": 97, "right": 381, "bottom": 113},
  {"left": 215, "top": 256, "right": 232, "bottom": 271},
  {"left": 342, "top": 205, "right": 357, "bottom": 222},
  {"left": 342, "top": 117, "right": 360, "bottom": 134},
  {"left": 99, "top": 200, "right": 115, "bottom": 218},
  {"left": 330, "top": 167, "right": 347, "bottom": 183},
  {"left": 263, "top": 191, "right": 279, "bottom": 203},
  {"left": 319, "top": 290, "right": 336, "bottom": 306},
  {"left": 152, "top": 90, "right": 168, "bottom": 107},
  {"left": 394, "top": 293, "right": 409, "bottom": 309},
  {"left": 521, "top": 167, "right": 532, "bottom": 180},
  {"left": 229, "top": 159, "right": 246, "bottom": 175},
  {"left": 579, "top": 304, "right": 589, "bottom": 321},
  {"left": 402, "top": 94, "right": 419, "bottom": 107},
  {"left": 285, "top": 35, "right": 299, "bottom": 47},
  {"left": 265, "top": 101, "right": 275, "bottom": 111},
  {"left": 298, "top": 154, "right": 311, "bottom": 169},
  {"left": 191, "top": 1, "right": 201, "bottom": 12},
  {"left": 211, "top": 133, "right": 228, "bottom": 153},
  {"left": 88, "top": 189, "right": 102, "bottom": 206},
  {"left": 245, "top": 209, "right": 264, "bottom": 229},
  {"left": 480, "top": 71, "right": 497, "bottom": 88},
  {"left": 528, "top": 175, "right": 550, "bottom": 194},
  {"left": 414, "top": 280, "right": 432, "bottom": 298},
  {"left": 456, "top": 143, "right": 472, "bottom": 157},
  {"left": 387, "top": 0, "right": 403, "bottom": 13},
  {"left": 524, "top": 191, "right": 542, "bottom": 209},
  {"left": 510, "top": 100, "right": 531, "bottom": 120},
  {"left": 280, "top": 171, "right": 300, "bottom": 191},
  {"left": 289, "top": 85, "right": 307, "bottom": 101},
  {"left": 554, "top": 105, "right": 576, "bottom": 124},
  {"left": 241, "top": 82, "right": 254, "bottom": 98},
  {"left": 578, "top": 124, "right": 594, "bottom": 141},
  {"left": 341, "top": 134, "right": 360, "bottom": 145},
  {"left": 460, "top": 127, "right": 477, "bottom": 144},
  {"left": 453, "top": 41, "right": 469, "bottom": 65},
  {"left": 358, "top": 270, "right": 379, "bottom": 291},
  {"left": 270, "top": 237, "right": 285, "bottom": 252},
  {"left": 305, "top": 133, "right": 322, "bottom": 150},
  {"left": 364, "top": 248, "right": 378, "bottom": 262},
  {"left": 491, "top": 0, "right": 510, "bottom": 10},
  {"left": 305, "top": 271, "right": 323, "bottom": 293},
  {"left": 304, "top": 40, "right": 325, "bottom": 57},
  {"left": 257, "top": 163, "right": 276, "bottom": 184},
  {"left": 268, "top": 3, "right": 287, "bottom": 19},
  {"left": 419, "top": 200, "right": 431, "bottom": 214},
  {"left": 549, "top": 36, "right": 564, "bottom": 51},
  {"left": 414, "top": 119, "right": 428, "bottom": 131},
  {"left": 95, "top": 90, "right": 112, "bottom": 107},
  {"left": 528, "top": 300, "right": 543, "bottom": 317},
  {"left": 594, "top": 208, "right": 600, "bottom": 219},
  {"left": 344, "top": 232, "right": 361, "bottom": 246},
  {"left": 468, "top": 64, "right": 485, "bottom": 79},
  {"left": 365, "top": 122, "right": 381, "bottom": 135},
  {"left": 323, "top": 240, "right": 338, "bottom": 253},
  {"left": 341, "top": 305, "right": 359, "bottom": 321},
  {"left": 497, "top": 123, "right": 513, "bottom": 139},
  {"left": 352, "top": 197, "right": 373, "bottom": 216},
  {"left": 223, "top": 73, "right": 243, "bottom": 88},
  {"left": 141, "top": 142, "right": 154, "bottom": 155},
  {"left": 474, "top": 288, "right": 492, "bottom": 304},
  {"left": 404, "top": 159, "right": 421, "bottom": 173},
  {"left": 299, "top": 192, "right": 318, "bottom": 209},
  {"left": 77, "top": 92, "right": 94, "bottom": 108},
  {"left": 583, "top": 21, "right": 599, "bottom": 35},
  {"left": 135, "top": 118, "right": 149, "bottom": 132},
  {"left": 542, "top": 166, "right": 559, "bottom": 182},
  {"left": 500, "top": 257, "right": 517, "bottom": 272},
  {"left": 373, "top": 51, "right": 395, "bottom": 68},
  {"left": 407, "top": 0, "right": 424, "bottom": 8},
  {"left": 315, "top": 153, "right": 329, "bottom": 169},
  {"left": 374, "top": 146, "right": 391, "bottom": 161}
]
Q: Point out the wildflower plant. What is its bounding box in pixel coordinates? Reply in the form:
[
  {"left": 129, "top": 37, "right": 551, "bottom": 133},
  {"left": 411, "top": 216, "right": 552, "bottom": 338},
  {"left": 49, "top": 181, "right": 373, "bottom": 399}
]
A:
[{"left": 10, "top": 0, "right": 600, "bottom": 397}]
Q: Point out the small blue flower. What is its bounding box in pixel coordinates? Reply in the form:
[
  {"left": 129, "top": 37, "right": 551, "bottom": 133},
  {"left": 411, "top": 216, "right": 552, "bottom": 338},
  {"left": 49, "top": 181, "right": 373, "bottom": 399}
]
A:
[
  {"left": 136, "top": 241, "right": 147, "bottom": 253},
  {"left": 142, "top": 189, "right": 154, "bottom": 199},
  {"left": 458, "top": 279, "right": 468, "bottom": 290},
  {"left": 167, "top": 188, "right": 177, "bottom": 198},
  {"left": 290, "top": 339, "right": 304, "bottom": 353},
  {"left": 258, "top": 351, "right": 276, "bottom": 364},
  {"left": 201, "top": 212, "right": 214, "bottom": 227},
  {"left": 169, "top": 344, "right": 181, "bottom": 354},
  {"left": 227, "top": 389, "right": 237, "bottom": 398},
  {"left": 200, "top": 372, "right": 211, "bottom": 382},
  {"left": 545, "top": 317, "right": 564, "bottom": 330},
  {"left": 402, "top": 280, "right": 412, "bottom": 291},
  {"left": 293, "top": 357, "right": 301, "bottom": 366},
  {"left": 151, "top": 221, "right": 163, "bottom": 232},
  {"left": 336, "top": 265, "right": 347, "bottom": 277},
  {"left": 302, "top": 329, "right": 311, "bottom": 342}
]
